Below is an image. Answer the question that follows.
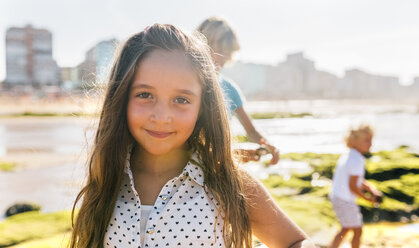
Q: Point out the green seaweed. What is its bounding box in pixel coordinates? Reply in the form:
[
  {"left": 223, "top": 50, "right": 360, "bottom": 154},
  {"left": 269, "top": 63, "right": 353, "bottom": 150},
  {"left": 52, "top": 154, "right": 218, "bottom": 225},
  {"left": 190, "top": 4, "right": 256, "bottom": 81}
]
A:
[
  {"left": 266, "top": 149, "right": 419, "bottom": 224},
  {"left": 0, "top": 162, "right": 16, "bottom": 172},
  {"left": 234, "top": 135, "right": 250, "bottom": 143},
  {"left": 2, "top": 148, "right": 418, "bottom": 247},
  {"left": 0, "top": 211, "right": 72, "bottom": 247}
]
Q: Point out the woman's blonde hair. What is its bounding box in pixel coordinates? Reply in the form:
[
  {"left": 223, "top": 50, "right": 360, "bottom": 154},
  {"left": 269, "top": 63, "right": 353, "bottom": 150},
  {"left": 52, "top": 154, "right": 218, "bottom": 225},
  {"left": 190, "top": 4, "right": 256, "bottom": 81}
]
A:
[
  {"left": 345, "top": 124, "right": 374, "bottom": 148},
  {"left": 69, "top": 24, "right": 251, "bottom": 248},
  {"left": 197, "top": 16, "right": 240, "bottom": 56}
]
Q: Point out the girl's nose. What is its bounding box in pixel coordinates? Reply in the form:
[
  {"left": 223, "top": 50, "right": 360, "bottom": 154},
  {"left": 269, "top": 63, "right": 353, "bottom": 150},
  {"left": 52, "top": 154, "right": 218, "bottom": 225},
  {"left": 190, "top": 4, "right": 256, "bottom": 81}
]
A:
[{"left": 150, "top": 102, "right": 172, "bottom": 123}]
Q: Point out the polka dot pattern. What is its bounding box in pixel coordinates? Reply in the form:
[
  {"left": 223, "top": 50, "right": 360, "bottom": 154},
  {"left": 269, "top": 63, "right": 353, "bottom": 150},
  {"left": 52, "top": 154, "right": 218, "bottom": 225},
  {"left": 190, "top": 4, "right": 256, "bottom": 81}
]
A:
[{"left": 104, "top": 154, "right": 226, "bottom": 247}]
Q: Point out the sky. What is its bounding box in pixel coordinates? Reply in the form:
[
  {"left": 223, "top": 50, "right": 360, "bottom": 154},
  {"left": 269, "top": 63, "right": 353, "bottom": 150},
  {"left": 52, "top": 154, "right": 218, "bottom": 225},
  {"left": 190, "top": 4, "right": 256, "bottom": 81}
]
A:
[{"left": 1, "top": 0, "right": 418, "bottom": 85}]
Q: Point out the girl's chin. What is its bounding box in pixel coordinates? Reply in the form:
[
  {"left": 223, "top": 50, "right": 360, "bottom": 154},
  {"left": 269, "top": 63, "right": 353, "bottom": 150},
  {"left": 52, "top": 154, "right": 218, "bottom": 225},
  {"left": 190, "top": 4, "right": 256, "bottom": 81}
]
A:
[
  {"left": 144, "top": 148, "right": 172, "bottom": 156},
  {"left": 141, "top": 146, "right": 187, "bottom": 156}
]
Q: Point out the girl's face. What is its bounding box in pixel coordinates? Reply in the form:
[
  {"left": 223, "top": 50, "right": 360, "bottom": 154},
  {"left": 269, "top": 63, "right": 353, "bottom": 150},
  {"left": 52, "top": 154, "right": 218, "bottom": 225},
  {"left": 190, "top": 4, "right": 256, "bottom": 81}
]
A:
[
  {"left": 353, "top": 132, "right": 373, "bottom": 154},
  {"left": 127, "top": 49, "right": 202, "bottom": 156}
]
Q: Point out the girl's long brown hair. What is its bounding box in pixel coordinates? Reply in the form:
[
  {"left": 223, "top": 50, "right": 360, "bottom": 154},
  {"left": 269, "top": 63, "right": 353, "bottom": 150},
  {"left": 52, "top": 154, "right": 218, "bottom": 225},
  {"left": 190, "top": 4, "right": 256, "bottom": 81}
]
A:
[{"left": 69, "top": 24, "right": 251, "bottom": 248}]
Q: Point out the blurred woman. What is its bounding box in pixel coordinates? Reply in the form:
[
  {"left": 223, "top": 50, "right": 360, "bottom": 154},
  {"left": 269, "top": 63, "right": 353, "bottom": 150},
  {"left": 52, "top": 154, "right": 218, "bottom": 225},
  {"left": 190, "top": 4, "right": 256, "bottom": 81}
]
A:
[{"left": 197, "top": 16, "right": 280, "bottom": 165}]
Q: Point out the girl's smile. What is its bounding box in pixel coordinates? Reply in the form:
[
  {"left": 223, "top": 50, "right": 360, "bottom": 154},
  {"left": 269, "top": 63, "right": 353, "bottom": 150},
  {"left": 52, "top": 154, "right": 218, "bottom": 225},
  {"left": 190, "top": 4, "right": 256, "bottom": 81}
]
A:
[{"left": 145, "top": 129, "right": 175, "bottom": 139}]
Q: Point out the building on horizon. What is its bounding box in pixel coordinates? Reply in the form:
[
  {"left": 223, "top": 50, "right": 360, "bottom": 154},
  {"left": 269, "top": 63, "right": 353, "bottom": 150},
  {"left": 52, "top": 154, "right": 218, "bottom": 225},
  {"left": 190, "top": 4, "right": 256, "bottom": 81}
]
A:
[
  {"left": 4, "top": 25, "right": 60, "bottom": 88},
  {"left": 266, "top": 52, "right": 317, "bottom": 99},
  {"left": 221, "top": 52, "right": 415, "bottom": 100},
  {"left": 61, "top": 67, "right": 80, "bottom": 90},
  {"left": 339, "top": 69, "right": 400, "bottom": 99},
  {"left": 406, "top": 77, "right": 419, "bottom": 98},
  {"left": 77, "top": 38, "right": 118, "bottom": 89},
  {"left": 221, "top": 61, "right": 268, "bottom": 98}
]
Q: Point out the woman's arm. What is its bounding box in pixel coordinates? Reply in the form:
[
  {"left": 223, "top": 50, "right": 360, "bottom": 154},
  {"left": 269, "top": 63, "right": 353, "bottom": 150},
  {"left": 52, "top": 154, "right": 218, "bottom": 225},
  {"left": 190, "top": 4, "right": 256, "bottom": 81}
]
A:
[
  {"left": 235, "top": 106, "right": 280, "bottom": 164},
  {"left": 242, "top": 171, "right": 315, "bottom": 248},
  {"left": 233, "top": 149, "right": 260, "bottom": 163}
]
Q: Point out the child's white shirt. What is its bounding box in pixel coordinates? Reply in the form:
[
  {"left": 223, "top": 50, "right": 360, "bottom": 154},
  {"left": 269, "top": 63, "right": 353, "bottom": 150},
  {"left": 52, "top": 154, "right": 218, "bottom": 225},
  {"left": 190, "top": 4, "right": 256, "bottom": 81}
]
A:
[
  {"left": 330, "top": 148, "right": 365, "bottom": 202},
  {"left": 104, "top": 153, "right": 226, "bottom": 248}
]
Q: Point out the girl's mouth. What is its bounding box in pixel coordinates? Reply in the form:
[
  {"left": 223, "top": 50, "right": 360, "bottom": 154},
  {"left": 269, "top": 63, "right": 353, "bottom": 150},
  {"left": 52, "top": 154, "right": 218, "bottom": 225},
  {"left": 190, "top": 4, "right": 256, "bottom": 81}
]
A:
[{"left": 146, "top": 130, "right": 173, "bottom": 139}]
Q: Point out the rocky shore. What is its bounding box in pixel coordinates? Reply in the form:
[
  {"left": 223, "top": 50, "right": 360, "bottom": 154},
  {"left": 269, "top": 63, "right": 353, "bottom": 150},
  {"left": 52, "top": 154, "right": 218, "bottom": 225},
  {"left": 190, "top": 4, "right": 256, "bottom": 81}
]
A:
[{"left": 1, "top": 148, "right": 418, "bottom": 247}]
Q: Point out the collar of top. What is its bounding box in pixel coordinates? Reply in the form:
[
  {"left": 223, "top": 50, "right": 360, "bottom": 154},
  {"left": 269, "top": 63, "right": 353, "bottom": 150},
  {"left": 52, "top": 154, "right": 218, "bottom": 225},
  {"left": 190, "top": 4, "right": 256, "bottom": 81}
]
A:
[{"left": 123, "top": 150, "right": 205, "bottom": 187}]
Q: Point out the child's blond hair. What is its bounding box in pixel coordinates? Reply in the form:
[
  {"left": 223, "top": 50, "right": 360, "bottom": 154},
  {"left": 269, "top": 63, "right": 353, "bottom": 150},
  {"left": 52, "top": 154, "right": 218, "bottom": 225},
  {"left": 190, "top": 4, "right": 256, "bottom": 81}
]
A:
[
  {"left": 345, "top": 124, "right": 374, "bottom": 148},
  {"left": 197, "top": 16, "right": 240, "bottom": 56}
]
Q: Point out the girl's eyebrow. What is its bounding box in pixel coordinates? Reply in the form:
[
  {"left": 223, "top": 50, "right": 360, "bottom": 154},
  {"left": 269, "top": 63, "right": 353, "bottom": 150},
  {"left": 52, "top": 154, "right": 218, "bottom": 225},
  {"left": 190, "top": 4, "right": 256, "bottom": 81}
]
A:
[
  {"left": 175, "top": 89, "right": 198, "bottom": 97},
  {"left": 131, "top": 84, "right": 154, "bottom": 90},
  {"left": 132, "top": 83, "right": 198, "bottom": 97}
]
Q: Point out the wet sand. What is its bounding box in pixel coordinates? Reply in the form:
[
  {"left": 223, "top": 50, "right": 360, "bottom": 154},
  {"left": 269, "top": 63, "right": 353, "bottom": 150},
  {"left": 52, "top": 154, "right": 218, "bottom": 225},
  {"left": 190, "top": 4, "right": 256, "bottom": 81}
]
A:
[
  {"left": 0, "top": 117, "right": 94, "bottom": 215},
  {"left": 0, "top": 161, "right": 85, "bottom": 215},
  {"left": 0, "top": 94, "right": 102, "bottom": 116}
]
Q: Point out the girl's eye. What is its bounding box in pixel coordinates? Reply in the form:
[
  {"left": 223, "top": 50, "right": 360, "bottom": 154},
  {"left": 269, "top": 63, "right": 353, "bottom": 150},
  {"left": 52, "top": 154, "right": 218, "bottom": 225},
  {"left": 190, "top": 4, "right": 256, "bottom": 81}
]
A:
[
  {"left": 174, "top": 97, "right": 190, "bottom": 104},
  {"left": 135, "top": 92, "right": 152, "bottom": 99}
]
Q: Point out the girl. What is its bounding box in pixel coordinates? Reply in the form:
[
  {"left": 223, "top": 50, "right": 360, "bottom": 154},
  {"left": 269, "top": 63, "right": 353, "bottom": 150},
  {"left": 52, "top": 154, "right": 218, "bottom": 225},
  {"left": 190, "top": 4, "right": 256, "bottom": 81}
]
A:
[
  {"left": 196, "top": 17, "right": 280, "bottom": 165},
  {"left": 70, "top": 24, "right": 314, "bottom": 248},
  {"left": 329, "top": 124, "right": 382, "bottom": 248}
]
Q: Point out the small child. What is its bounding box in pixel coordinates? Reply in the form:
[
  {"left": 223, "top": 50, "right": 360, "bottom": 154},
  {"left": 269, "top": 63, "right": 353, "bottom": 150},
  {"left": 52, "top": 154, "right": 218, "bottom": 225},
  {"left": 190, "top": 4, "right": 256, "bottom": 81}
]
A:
[
  {"left": 69, "top": 24, "right": 314, "bottom": 248},
  {"left": 329, "top": 124, "right": 382, "bottom": 248}
]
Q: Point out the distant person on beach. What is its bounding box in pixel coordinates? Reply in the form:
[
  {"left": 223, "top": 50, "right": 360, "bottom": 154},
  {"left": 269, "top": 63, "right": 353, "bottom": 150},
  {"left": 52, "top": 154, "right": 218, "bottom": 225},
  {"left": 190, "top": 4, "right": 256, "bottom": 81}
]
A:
[
  {"left": 197, "top": 17, "right": 280, "bottom": 165},
  {"left": 329, "top": 124, "right": 382, "bottom": 248},
  {"left": 69, "top": 24, "right": 314, "bottom": 248}
]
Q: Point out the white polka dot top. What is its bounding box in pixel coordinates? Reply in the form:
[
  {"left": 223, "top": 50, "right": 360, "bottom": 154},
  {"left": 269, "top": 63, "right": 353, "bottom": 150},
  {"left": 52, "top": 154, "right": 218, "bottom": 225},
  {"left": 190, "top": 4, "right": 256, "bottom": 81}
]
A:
[{"left": 104, "top": 153, "right": 226, "bottom": 248}]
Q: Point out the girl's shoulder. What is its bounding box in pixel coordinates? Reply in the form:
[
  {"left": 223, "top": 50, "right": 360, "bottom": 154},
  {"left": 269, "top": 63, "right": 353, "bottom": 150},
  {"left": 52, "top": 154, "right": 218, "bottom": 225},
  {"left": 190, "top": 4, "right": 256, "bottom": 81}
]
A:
[{"left": 239, "top": 169, "right": 269, "bottom": 203}]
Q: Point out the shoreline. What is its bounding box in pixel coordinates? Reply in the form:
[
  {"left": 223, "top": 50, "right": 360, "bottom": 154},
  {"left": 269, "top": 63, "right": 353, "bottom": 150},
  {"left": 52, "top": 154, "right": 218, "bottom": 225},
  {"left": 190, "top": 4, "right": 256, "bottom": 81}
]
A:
[{"left": 1, "top": 96, "right": 418, "bottom": 116}]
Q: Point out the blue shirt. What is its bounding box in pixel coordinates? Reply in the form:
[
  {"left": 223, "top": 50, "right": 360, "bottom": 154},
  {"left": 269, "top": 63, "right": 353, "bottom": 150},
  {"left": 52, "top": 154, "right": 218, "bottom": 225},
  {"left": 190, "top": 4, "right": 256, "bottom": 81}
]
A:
[{"left": 218, "top": 75, "right": 244, "bottom": 117}]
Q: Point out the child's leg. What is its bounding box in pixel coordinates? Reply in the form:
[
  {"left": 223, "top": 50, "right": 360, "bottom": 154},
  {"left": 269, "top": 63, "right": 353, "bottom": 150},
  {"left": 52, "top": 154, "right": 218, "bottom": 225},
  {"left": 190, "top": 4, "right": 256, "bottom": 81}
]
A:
[
  {"left": 329, "top": 227, "right": 349, "bottom": 248},
  {"left": 351, "top": 227, "right": 362, "bottom": 248}
]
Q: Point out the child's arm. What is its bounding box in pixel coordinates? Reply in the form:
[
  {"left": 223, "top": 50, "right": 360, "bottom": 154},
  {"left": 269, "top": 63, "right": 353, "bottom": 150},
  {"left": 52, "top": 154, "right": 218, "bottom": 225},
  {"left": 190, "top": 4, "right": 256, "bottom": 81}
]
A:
[
  {"left": 361, "top": 180, "right": 381, "bottom": 196},
  {"left": 349, "top": 176, "right": 379, "bottom": 202},
  {"left": 235, "top": 107, "right": 280, "bottom": 164},
  {"left": 242, "top": 171, "right": 315, "bottom": 248}
]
